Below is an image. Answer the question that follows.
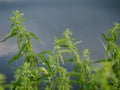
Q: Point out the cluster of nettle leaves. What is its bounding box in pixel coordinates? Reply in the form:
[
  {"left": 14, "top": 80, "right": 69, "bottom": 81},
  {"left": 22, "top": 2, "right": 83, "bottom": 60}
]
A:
[{"left": 0, "top": 10, "right": 120, "bottom": 90}]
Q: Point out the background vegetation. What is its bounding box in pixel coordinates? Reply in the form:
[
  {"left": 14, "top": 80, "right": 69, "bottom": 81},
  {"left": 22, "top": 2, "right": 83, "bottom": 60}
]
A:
[{"left": 0, "top": 10, "right": 120, "bottom": 90}]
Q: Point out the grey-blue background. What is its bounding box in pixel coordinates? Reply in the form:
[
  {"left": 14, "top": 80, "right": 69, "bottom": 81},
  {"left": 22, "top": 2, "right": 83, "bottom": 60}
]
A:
[{"left": 0, "top": 0, "right": 120, "bottom": 84}]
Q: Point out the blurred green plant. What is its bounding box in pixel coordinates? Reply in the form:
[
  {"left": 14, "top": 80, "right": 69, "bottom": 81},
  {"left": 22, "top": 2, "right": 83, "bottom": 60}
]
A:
[
  {"left": 0, "top": 10, "right": 120, "bottom": 90},
  {"left": 1, "top": 10, "right": 43, "bottom": 90},
  {"left": 0, "top": 74, "right": 6, "bottom": 90}
]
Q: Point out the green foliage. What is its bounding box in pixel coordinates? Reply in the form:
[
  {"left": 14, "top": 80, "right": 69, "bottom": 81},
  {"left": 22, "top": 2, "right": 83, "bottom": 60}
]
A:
[
  {"left": 0, "top": 74, "right": 6, "bottom": 90},
  {"left": 102, "top": 22, "right": 120, "bottom": 89},
  {"left": 0, "top": 10, "right": 120, "bottom": 90}
]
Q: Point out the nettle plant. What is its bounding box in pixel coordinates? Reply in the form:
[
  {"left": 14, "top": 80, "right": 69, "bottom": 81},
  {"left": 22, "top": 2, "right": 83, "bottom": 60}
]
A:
[{"left": 0, "top": 10, "right": 120, "bottom": 90}]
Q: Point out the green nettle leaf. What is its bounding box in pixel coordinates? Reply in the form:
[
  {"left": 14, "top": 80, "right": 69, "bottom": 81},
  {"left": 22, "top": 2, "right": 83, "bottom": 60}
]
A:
[
  {"left": 39, "top": 50, "right": 52, "bottom": 55},
  {"left": 54, "top": 36, "right": 66, "bottom": 46},
  {"left": 8, "top": 44, "right": 25, "bottom": 64},
  {"left": 74, "top": 40, "right": 82, "bottom": 46},
  {"left": 65, "top": 58, "right": 74, "bottom": 62},
  {"left": 37, "top": 74, "right": 50, "bottom": 82},
  {"left": 67, "top": 72, "right": 80, "bottom": 77},
  {"left": 59, "top": 49, "right": 72, "bottom": 53},
  {"left": 38, "top": 67, "right": 48, "bottom": 75},
  {"left": 59, "top": 53, "right": 64, "bottom": 64},
  {"left": 8, "top": 54, "right": 20, "bottom": 64},
  {"left": 99, "top": 38, "right": 107, "bottom": 51},
  {"left": 37, "top": 54, "right": 52, "bottom": 73},
  {"left": 0, "top": 32, "right": 17, "bottom": 42},
  {"left": 93, "top": 59, "right": 112, "bottom": 63},
  {"left": 60, "top": 44, "right": 69, "bottom": 47},
  {"left": 18, "top": 44, "right": 25, "bottom": 55},
  {"left": 29, "top": 31, "right": 43, "bottom": 44},
  {"left": 102, "top": 33, "right": 109, "bottom": 42}
]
